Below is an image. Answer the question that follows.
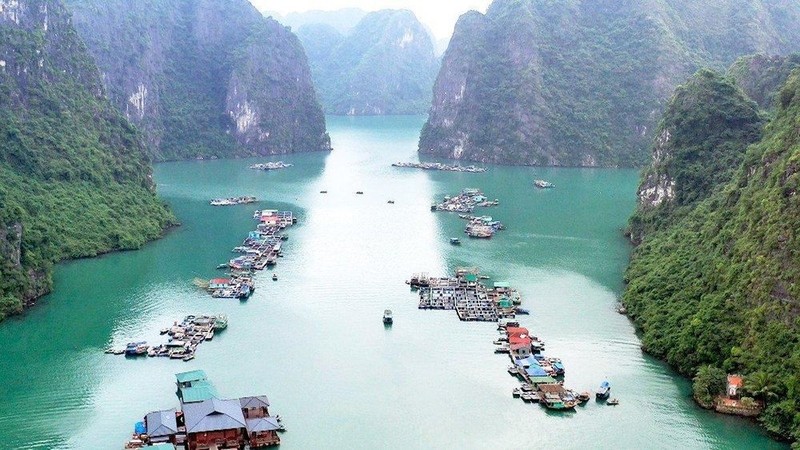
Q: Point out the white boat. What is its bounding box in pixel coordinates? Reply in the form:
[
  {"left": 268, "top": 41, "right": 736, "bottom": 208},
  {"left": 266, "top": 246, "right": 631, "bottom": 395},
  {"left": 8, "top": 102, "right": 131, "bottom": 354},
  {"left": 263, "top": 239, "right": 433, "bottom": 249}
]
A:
[{"left": 383, "top": 309, "right": 393, "bottom": 324}]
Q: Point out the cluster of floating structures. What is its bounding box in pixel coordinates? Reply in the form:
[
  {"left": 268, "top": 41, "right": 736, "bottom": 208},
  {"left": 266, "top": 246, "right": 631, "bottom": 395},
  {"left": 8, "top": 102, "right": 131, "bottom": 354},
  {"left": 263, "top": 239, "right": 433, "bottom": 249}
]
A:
[
  {"left": 430, "top": 188, "right": 499, "bottom": 213},
  {"left": 249, "top": 161, "right": 293, "bottom": 171},
  {"left": 408, "top": 269, "right": 525, "bottom": 322},
  {"left": 429, "top": 189, "right": 505, "bottom": 239},
  {"left": 106, "top": 315, "right": 228, "bottom": 362},
  {"left": 198, "top": 209, "right": 296, "bottom": 298},
  {"left": 500, "top": 320, "right": 618, "bottom": 408},
  {"left": 462, "top": 215, "right": 505, "bottom": 239},
  {"left": 209, "top": 196, "right": 256, "bottom": 206},
  {"left": 124, "top": 370, "right": 283, "bottom": 449},
  {"left": 392, "top": 162, "right": 487, "bottom": 173}
]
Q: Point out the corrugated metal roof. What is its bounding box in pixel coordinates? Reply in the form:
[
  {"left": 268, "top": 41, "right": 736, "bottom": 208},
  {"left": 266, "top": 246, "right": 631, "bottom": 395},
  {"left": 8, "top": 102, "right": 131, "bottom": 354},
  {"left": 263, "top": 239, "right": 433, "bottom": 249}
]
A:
[
  {"left": 175, "top": 370, "right": 207, "bottom": 384},
  {"left": 180, "top": 381, "right": 219, "bottom": 404},
  {"left": 245, "top": 417, "right": 281, "bottom": 433},
  {"left": 145, "top": 408, "right": 178, "bottom": 437},
  {"left": 183, "top": 398, "right": 247, "bottom": 434},
  {"left": 240, "top": 396, "right": 270, "bottom": 409}
]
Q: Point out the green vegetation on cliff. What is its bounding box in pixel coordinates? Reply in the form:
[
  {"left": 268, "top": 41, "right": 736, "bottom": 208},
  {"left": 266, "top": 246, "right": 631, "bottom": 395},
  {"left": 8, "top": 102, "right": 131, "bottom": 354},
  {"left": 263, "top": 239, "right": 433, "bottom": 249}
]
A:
[
  {"left": 296, "top": 9, "right": 439, "bottom": 115},
  {"left": 629, "top": 70, "right": 764, "bottom": 241},
  {"left": 729, "top": 54, "right": 800, "bottom": 110},
  {"left": 0, "top": 0, "right": 175, "bottom": 320},
  {"left": 420, "top": 0, "right": 800, "bottom": 166},
  {"left": 66, "top": 0, "right": 330, "bottom": 161},
  {"left": 623, "top": 72, "right": 800, "bottom": 442}
]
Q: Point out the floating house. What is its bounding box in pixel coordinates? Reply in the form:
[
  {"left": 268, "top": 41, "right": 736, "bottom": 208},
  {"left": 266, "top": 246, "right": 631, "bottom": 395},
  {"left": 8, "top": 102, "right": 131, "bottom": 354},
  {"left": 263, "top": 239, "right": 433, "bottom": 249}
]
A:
[
  {"left": 144, "top": 408, "right": 179, "bottom": 444},
  {"left": 241, "top": 396, "right": 280, "bottom": 447},
  {"left": 183, "top": 398, "right": 247, "bottom": 450},
  {"left": 176, "top": 370, "right": 219, "bottom": 404}
]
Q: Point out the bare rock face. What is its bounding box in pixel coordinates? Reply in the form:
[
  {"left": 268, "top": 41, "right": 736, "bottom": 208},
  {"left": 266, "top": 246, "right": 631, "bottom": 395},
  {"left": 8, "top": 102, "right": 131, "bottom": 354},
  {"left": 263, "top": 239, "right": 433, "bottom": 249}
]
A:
[
  {"left": 66, "top": 0, "right": 330, "bottom": 160},
  {"left": 420, "top": 0, "right": 800, "bottom": 167},
  {"left": 637, "top": 129, "right": 677, "bottom": 209}
]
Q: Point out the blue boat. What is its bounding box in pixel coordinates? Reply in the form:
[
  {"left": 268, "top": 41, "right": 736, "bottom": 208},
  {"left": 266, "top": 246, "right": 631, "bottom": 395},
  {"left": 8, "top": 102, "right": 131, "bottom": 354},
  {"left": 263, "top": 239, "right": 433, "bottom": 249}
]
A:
[{"left": 596, "top": 380, "right": 611, "bottom": 399}]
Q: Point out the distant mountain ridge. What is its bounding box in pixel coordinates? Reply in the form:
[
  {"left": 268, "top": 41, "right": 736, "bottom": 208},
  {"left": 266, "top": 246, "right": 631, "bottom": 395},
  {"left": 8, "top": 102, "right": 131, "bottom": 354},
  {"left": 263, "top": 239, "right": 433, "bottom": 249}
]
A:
[
  {"left": 295, "top": 9, "right": 439, "bottom": 115},
  {"left": 266, "top": 8, "right": 366, "bottom": 35},
  {"left": 419, "top": 0, "right": 800, "bottom": 167},
  {"left": 66, "top": 0, "right": 331, "bottom": 161}
]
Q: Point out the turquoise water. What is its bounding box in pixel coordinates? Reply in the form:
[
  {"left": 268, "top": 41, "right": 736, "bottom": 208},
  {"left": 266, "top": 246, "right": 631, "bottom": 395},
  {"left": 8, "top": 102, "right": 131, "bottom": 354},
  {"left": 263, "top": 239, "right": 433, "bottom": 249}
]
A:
[{"left": 0, "top": 115, "right": 784, "bottom": 449}]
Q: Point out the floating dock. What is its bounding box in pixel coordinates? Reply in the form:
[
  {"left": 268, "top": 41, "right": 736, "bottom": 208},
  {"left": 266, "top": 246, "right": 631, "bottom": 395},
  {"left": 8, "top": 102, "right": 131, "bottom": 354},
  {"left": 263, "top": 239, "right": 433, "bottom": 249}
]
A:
[
  {"left": 410, "top": 268, "right": 520, "bottom": 322},
  {"left": 106, "top": 315, "right": 228, "bottom": 362}
]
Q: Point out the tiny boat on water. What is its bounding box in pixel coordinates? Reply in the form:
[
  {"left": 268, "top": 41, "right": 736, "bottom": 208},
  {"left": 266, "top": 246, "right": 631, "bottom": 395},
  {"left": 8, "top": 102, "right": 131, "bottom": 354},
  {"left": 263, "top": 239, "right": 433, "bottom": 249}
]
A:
[
  {"left": 272, "top": 273, "right": 278, "bottom": 281},
  {"left": 387, "top": 200, "right": 395, "bottom": 204},
  {"left": 596, "top": 381, "right": 611, "bottom": 399},
  {"left": 515, "top": 307, "right": 530, "bottom": 315},
  {"left": 356, "top": 191, "right": 364, "bottom": 195},
  {"left": 608, "top": 398, "right": 619, "bottom": 405},
  {"left": 383, "top": 309, "right": 393, "bottom": 325},
  {"left": 450, "top": 237, "right": 461, "bottom": 245},
  {"left": 533, "top": 179, "right": 554, "bottom": 189},
  {"left": 320, "top": 190, "right": 328, "bottom": 194},
  {"left": 512, "top": 388, "right": 521, "bottom": 398},
  {"left": 578, "top": 392, "right": 591, "bottom": 403}
]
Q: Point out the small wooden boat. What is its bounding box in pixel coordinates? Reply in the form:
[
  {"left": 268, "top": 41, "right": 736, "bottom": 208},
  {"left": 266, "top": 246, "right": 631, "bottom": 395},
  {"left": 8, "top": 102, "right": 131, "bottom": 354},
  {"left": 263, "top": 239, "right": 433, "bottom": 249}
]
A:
[
  {"left": 608, "top": 398, "right": 619, "bottom": 405},
  {"left": 183, "top": 354, "right": 195, "bottom": 362},
  {"left": 578, "top": 391, "right": 591, "bottom": 403},
  {"left": 272, "top": 273, "right": 278, "bottom": 281},
  {"left": 383, "top": 309, "right": 393, "bottom": 325}
]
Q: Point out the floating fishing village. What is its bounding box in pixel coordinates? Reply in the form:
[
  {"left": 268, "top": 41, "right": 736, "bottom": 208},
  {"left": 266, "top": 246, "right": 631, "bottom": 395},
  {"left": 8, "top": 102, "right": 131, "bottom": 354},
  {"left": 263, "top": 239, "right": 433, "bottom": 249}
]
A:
[
  {"left": 194, "top": 209, "right": 296, "bottom": 299},
  {"left": 391, "top": 161, "right": 487, "bottom": 173},
  {"left": 210, "top": 196, "right": 257, "bottom": 206},
  {"left": 106, "top": 315, "right": 228, "bottom": 362},
  {"left": 124, "top": 370, "right": 284, "bottom": 449},
  {"left": 110, "top": 159, "right": 616, "bottom": 449},
  {"left": 431, "top": 188, "right": 505, "bottom": 239},
  {"left": 249, "top": 161, "right": 293, "bottom": 171},
  {"left": 407, "top": 269, "right": 614, "bottom": 410}
]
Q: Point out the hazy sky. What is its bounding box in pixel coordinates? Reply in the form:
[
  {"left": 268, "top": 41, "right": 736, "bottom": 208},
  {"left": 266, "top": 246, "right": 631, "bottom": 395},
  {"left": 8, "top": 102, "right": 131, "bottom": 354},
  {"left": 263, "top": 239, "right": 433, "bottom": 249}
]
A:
[{"left": 249, "top": 1, "right": 492, "bottom": 40}]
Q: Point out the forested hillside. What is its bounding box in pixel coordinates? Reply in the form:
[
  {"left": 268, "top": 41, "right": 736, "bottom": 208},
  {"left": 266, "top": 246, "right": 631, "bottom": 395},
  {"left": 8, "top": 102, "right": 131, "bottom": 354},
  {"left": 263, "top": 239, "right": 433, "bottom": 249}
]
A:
[
  {"left": 0, "top": 0, "right": 175, "bottom": 321},
  {"left": 624, "top": 71, "right": 800, "bottom": 443}
]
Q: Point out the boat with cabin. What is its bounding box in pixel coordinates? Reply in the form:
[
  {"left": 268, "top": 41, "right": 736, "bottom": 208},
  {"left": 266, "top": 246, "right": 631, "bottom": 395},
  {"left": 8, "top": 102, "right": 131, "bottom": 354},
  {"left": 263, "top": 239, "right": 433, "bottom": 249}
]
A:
[
  {"left": 533, "top": 179, "right": 554, "bottom": 189},
  {"left": 450, "top": 237, "right": 461, "bottom": 245},
  {"left": 383, "top": 309, "right": 393, "bottom": 324},
  {"left": 596, "top": 380, "right": 611, "bottom": 399}
]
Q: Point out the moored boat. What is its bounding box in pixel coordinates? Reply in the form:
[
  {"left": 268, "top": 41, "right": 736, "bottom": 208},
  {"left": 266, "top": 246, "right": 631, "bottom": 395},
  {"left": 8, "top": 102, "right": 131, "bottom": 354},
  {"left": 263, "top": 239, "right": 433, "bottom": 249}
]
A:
[
  {"left": 450, "top": 237, "right": 461, "bottom": 245},
  {"left": 383, "top": 309, "right": 393, "bottom": 325},
  {"left": 596, "top": 380, "right": 611, "bottom": 399}
]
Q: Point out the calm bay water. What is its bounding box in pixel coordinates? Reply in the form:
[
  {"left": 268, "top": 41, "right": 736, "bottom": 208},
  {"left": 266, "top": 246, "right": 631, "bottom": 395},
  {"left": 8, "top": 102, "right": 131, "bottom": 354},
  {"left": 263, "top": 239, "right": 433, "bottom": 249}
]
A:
[{"left": 0, "top": 115, "right": 784, "bottom": 449}]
